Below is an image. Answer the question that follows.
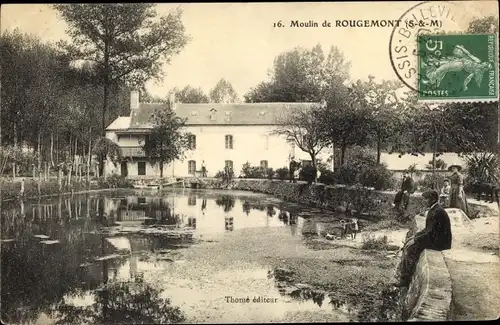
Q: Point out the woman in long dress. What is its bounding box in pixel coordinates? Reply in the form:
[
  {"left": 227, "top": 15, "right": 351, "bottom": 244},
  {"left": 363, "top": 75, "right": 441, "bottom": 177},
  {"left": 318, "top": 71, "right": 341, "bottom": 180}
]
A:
[{"left": 448, "top": 165, "right": 469, "bottom": 215}]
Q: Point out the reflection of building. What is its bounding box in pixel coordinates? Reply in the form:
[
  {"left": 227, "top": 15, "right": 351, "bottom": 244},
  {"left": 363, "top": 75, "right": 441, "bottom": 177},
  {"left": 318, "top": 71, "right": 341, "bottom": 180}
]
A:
[{"left": 225, "top": 217, "right": 234, "bottom": 231}]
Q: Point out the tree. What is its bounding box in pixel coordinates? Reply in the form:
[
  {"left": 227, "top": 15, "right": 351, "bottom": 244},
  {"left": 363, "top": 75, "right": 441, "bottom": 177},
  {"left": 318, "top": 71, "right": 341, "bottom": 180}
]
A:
[
  {"left": 244, "top": 44, "right": 351, "bottom": 103},
  {"left": 316, "top": 84, "right": 373, "bottom": 166},
  {"left": 209, "top": 79, "right": 239, "bottom": 103},
  {"left": 142, "top": 106, "right": 190, "bottom": 178},
  {"left": 168, "top": 85, "right": 209, "bottom": 103},
  {"left": 352, "top": 76, "right": 404, "bottom": 163},
  {"left": 272, "top": 104, "right": 329, "bottom": 175},
  {"left": 53, "top": 4, "right": 190, "bottom": 176},
  {"left": 396, "top": 93, "right": 487, "bottom": 188}
]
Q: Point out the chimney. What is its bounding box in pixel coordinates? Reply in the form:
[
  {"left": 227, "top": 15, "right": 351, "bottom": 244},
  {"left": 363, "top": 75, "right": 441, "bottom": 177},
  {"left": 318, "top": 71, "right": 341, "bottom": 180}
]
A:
[
  {"left": 169, "top": 93, "right": 176, "bottom": 110},
  {"left": 130, "top": 90, "right": 139, "bottom": 110}
]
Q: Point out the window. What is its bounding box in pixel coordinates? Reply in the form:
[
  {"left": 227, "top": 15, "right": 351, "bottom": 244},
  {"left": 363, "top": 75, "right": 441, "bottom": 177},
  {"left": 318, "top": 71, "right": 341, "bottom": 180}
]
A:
[
  {"left": 225, "top": 135, "right": 233, "bottom": 149},
  {"left": 138, "top": 162, "right": 146, "bottom": 175},
  {"left": 225, "top": 160, "right": 233, "bottom": 170},
  {"left": 138, "top": 197, "right": 146, "bottom": 204},
  {"left": 188, "top": 134, "right": 196, "bottom": 150},
  {"left": 188, "top": 160, "right": 196, "bottom": 175},
  {"left": 188, "top": 195, "right": 196, "bottom": 206},
  {"left": 260, "top": 160, "right": 268, "bottom": 169}
]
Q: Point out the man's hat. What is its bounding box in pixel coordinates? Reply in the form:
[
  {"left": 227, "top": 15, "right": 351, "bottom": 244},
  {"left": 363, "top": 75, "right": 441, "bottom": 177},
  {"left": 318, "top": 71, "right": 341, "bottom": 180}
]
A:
[
  {"left": 448, "top": 164, "right": 462, "bottom": 172},
  {"left": 422, "top": 190, "right": 439, "bottom": 201}
]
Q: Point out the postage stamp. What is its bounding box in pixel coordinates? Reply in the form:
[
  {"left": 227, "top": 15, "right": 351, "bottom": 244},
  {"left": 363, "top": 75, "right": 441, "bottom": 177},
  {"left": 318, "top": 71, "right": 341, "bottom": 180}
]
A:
[{"left": 417, "top": 34, "right": 498, "bottom": 101}]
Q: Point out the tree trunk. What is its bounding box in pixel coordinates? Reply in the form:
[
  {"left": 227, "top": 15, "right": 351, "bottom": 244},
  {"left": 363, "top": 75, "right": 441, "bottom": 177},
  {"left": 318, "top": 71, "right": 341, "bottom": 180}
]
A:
[
  {"left": 376, "top": 135, "right": 382, "bottom": 164},
  {"left": 160, "top": 161, "right": 164, "bottom": 178},
  {"left": 58, "top": 169, "right": 62, "bottom": 192},
  {"left": 68, "top": 164, "right": 72, "bottom": 189},
  {"left": 331, "top": 142, "right": 335, "bottom": 173},
  {"left": 310, "top": 153, "right": 317, "bottom": 183},
  {"left": 50, "top": 132, "right": 54, "bottom": 168},
  {"left": 56, "top": 134, "right": 59, "bottom": 165},
  {"left": 87, "top": 128, "right": 92, "bottom": 186},
  {"left": 12, "top": 124, "right": 17, "bottom": 179},
  {"left": 432, "top": 133, "right": 438, "bottom": 190},
  {"left": 340, "top": 140, "right": 347, "bottom": 166},
  {"left": 99, "top": 41, "right": 111, "bottom": 178}
]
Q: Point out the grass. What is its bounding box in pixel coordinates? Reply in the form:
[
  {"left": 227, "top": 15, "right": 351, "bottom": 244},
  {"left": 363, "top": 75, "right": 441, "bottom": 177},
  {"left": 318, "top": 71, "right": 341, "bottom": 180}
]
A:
[
  {"left": 362, "top": 218, "right": 410, "bottom": 232},
  {"left": 361, "top": 233, "right": 390, "bottom": 250}
]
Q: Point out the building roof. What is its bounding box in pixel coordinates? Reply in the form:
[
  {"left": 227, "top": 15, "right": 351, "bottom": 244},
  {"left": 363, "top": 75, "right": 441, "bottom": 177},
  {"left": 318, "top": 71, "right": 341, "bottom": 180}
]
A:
[
  {"left": 106, "top": 116, "right": 132, "bottom": 130},
  {"left": 107, "top": 102, "right": 318, "bottom": 130}
]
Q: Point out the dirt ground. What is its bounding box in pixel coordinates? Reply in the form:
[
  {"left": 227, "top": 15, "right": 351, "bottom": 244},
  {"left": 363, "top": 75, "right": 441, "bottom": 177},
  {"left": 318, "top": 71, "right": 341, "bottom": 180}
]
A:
[{"left": 444, "top": 215, "right": 500, "bottom": 321}]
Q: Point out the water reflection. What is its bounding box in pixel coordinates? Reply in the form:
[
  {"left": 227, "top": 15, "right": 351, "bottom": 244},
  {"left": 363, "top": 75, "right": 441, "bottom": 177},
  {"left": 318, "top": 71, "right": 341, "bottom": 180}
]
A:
[{"left": 1, "top": 190, "right": 305, "bottom": 324}]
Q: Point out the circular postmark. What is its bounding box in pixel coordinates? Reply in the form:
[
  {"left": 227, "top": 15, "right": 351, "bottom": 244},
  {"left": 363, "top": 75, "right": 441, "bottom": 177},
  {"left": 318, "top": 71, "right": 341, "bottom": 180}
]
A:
[{"left": 389, "top": 1, "right": 485, "bottom": 97}]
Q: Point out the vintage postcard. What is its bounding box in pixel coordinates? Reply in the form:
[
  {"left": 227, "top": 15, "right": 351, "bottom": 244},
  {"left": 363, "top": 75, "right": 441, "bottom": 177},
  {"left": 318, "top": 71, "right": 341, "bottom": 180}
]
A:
[{"left": 1, "top": 1, "right": 499, "bottom": 324}]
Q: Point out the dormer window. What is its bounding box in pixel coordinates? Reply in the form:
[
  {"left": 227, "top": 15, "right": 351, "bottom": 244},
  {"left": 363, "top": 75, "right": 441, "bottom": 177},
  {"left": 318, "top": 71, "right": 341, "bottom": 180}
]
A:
[{"left": 210, "top": 108, "right": 217, "bottom": 121}]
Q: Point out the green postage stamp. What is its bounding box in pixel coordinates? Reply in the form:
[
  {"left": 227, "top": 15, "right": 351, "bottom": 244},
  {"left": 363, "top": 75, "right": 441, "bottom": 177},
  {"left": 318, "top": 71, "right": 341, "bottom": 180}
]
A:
[{"left": 417, "top": 34, "right": 498, "bottom": 101}]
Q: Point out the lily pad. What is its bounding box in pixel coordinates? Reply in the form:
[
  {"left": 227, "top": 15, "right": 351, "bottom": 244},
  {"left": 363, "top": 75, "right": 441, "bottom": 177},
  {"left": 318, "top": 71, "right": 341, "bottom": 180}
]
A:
[
  {"left": 1, "top": 239, "right": 15, "bottom": 243},
  {"left": 34, "top": 235, "right": 50, "bottom": 239},
  {"left": 40, "top": 240, "right": 60, "bottom": 245},
  {"left": 94, "top": 254, "right": 122, "bottom": 261}
]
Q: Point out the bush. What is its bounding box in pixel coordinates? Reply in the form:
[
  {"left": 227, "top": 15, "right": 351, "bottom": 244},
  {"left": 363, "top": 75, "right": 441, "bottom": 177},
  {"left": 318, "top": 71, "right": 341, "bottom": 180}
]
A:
[
  {"left": 98, "top": 174, "right": 134, "bottom": 189},
  {"left": 361, "top": 233, "right": 390, "bottom": 250},
  {"left": 358, "top": 164, "right": 396, "bottom": 190},
  {"left": 266, "top": 168, "right": 274, "bottom": 180},
  {"left": 215, "top": 166, "right": 234, "bottom": 184},
  {"left": 417, "top": 172, "right": 446, "bottom": 191},
  {"left": 276, "top": 167, "right": 289, "bottom": 181},
  {"left": 333, "top": 147, "right": 395, "bottom": 190},
  {"left": 318, "top": 169, "right": 335, "bottom": 185},
  {"left": 299, "top": 164, "right": 317, "bottom": 185},
  {"left": 241, "top": 162, "right": 266, "bottom": 178}
]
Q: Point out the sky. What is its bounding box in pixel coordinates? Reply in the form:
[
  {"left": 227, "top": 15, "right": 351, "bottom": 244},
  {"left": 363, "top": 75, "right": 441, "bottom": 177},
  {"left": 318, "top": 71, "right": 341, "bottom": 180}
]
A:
[{"left": 2, "top": 2, "right": 498, "bottom": 98}]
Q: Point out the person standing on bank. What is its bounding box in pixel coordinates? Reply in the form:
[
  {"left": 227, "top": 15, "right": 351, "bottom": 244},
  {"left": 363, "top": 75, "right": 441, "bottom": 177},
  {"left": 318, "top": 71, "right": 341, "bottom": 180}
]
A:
[
  {"left": 448, "top": 164, "right": 469, "bottom": 215},
  {"left": 394, "top": 172, "right": 415, "bottom": 210},
  {"left": 201, "top": 160, "right": 207, "bottom": 178},
  {"left": 394, "top": 190, "right": 452, "bottom": 287}
]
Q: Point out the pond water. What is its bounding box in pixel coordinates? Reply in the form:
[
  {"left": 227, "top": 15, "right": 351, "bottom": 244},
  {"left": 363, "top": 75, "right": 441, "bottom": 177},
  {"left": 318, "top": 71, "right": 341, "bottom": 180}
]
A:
[{"left": 1, "top": 189, "right": 374, "bottom": 324}]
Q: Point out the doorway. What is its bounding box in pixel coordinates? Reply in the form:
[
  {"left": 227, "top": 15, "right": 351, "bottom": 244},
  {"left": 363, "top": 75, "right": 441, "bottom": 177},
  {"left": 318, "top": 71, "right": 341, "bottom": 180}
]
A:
[{"left": 120, "top": 162, "right": 128, "bottom": 177}]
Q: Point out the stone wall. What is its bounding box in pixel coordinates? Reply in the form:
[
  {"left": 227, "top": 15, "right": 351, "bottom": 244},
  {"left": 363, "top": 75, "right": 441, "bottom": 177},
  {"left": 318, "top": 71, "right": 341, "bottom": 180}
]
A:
[
  {"left": 197, "top": 178, "right": 427, "bottom": 220},
  {"left": 399, "top": 215, "right": 453, "bottom": 321},
  {"left": 185, "top": 178, "right": 496, "bottom": 220}
]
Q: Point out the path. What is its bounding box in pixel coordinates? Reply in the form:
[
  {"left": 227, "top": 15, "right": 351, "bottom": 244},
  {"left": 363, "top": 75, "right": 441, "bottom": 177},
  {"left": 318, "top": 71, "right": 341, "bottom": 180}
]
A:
[{"left": 442, "top": 205, "right": 500, "bottom": 321}]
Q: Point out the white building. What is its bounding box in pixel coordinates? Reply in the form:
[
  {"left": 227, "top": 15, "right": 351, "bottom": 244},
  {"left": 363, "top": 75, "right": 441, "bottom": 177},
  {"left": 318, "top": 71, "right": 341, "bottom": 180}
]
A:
[{"left": 104, "top": 91, "right": 328, "bottom": 178}]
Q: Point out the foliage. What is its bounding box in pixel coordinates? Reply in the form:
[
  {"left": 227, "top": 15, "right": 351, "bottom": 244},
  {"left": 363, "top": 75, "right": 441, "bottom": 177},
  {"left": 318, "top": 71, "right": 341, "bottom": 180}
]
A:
[
  {"left": 467, "top": 15, "right": 498, "bottom": 34},
  {"left": 92, "top": 137, "right": 122, "bottom": 167},
  {"left": 357, "top": 163, "right": 396, "bottom": 190},
  {"left": 266, "top": 168, "right": 275, "bottom": 180},
  {"left": 406, "top": 163, "right": 422, "bottom": 177},
  {"left": 425, "top": 158, "right": 447, "bottom": 170},
  {"left": 333, "top": 148, "right": 395, "bottom": 190},
  {"left": 215, "top": 195, "right": 235, "bottom": 213},
  {"left": 244, "top": 44, "right": 350, "bottom": 102},
  {"left": 241, "top": 162, "right": 267, "bottom": 179},
  {"left": 464, "top": 152, "right": 500, "bottom": 184},
  {"left": 0, "top": 178, "right": 94, "bottom": 201},
  {"left": 54, "top": 276, "right": 186, "bottom": 324},
  {"left": 351, "top": 76, "right": 404, "bottom": 163},
  {"left": 275, "top": 167, "right": 289, "bottom": 181},
  {"left": 316, "top": 85, "right": 374, "bottom": 166},
  {"left": 215, "top": 166, "right": 234, "bottom": 185},
  {"left": 272, "top": 104, "right": 328, "bottom": 170},
  {"left": 361, "top": 233, "right": 389, "bottom": 250},
  {"left": 209, "top": 78, "right": 239, "bottom": 103},
  {"left": 318, "top": 170, "right": 335, "bottom": 185},
  {"left": 299, "top": 164, "right": 317, "bottom": 185},
  {"left": 417, "top": 172, "right": 446, "bottom": 191},
  {"left": 142, "top": 107, "right": 190, "bottom": 178},
  {"left": 97, "top": 174, "right": 134, "bottom": 189},
  {"left": 53, "top": 4, "right": 189, "bottom": 174},
  {"left": 168, "top": 85, "right": 209, "bottom": 103}
]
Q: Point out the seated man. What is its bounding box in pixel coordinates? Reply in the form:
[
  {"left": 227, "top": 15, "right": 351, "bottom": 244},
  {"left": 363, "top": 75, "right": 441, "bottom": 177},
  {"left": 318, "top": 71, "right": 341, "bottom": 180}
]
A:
[
  {"left": 394, "top": 172, "right": 415, "bottom": 210},
  {"left": 394, "top": 190, "right": 452, "bottom": 287}
]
